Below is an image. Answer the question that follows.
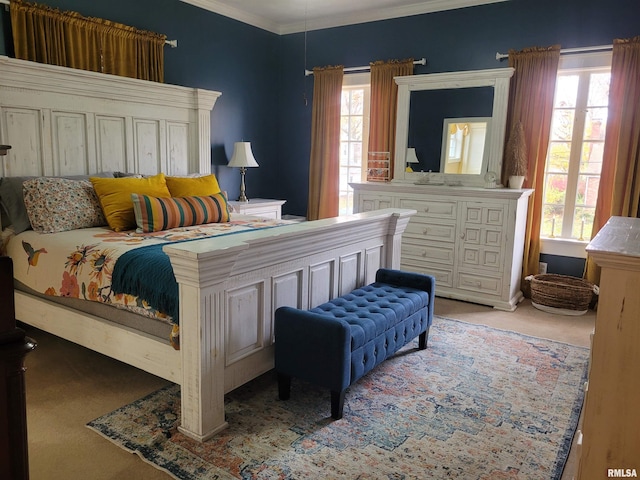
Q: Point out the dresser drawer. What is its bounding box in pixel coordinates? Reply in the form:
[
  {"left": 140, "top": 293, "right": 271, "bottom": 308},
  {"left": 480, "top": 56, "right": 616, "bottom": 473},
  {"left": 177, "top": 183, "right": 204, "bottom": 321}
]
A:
[
  {"left": 456, "top": 271, "right": 502, "bottom": 295},
  {"left": 402, "top": 240, "right": 455, "bottom": 266},
  {"left": 405, "top": 221, "right": 457, "bottom": 243},
  {"left": 399, "top": 198, "right": 457, "bottom": 220}
]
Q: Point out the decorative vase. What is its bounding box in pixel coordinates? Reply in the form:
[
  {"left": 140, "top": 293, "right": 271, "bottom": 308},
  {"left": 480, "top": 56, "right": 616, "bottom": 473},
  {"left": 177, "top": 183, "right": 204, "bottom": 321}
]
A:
[{"left": 508, "top": 175, "right": 525, "bottom": 189}]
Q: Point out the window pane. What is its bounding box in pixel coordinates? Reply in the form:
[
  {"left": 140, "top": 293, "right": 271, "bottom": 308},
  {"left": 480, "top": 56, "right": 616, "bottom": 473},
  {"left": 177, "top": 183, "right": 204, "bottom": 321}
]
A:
[
  {"left": 580, "top": 142, "right": 604, "bottom": 174},
  {"left": 339, "top": 193, "right": 350, "bottom": 216},
  {"left": 573, "top": 207, "right": 595, "bottom": 240},
  {"left": 542, "top": 205, "right": 564, "bottom": 237},
  {"left": 587, "top": 73, "right": 610, "bottom": 107},
  {"left": 554, "top": 75, "right": 579, "bottom": 108},
  {"left": 349, "top": 142, "right": 362, "bottom": 166},
  {"left": 350, "top": 89, "right": 364, "bottom": 115},
  {"left": 340, "top": 117, "right": 349, "bottom": 141},
  {"left": 341, "top": 91, "right": 350, "bottom": 116},
  {"left": 576, "top": 174, "right": 600, "bottom": 207},
  {"left": 584, "top": 107, "right": 607, "bottom": 140},
  {"left": 547, "top": 142, "right": 571, "bottom": 172},
  {"left": 339, "top": 141, "right": 349, "bottom": 163},
  {"left": 550, "top": 109, "right": 574, "bottom": 141},
  {"left": 339, "top": 166, "right": 349, "bottom": 189},
  {"left": 349, "top": 116, "right": 363, "bottom": 141},
  {"left": 544, "top": 173, "right": 567, "bottom": 205}
]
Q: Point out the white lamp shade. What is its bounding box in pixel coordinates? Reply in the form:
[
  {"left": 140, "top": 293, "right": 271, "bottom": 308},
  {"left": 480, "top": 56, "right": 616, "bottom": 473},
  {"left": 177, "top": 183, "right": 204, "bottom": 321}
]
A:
[
  {"left": 228, "top": 142, "right": 259, "bottom": 168},
  {"left": 406, "top": 148, "right": 419, "bottom": 164}
]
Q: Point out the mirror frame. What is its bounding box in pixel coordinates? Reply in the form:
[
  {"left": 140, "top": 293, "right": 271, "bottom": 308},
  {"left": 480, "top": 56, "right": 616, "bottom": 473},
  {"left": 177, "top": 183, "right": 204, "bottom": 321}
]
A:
[{"left": 393, "top": 67, "right": 514, "bottom": 187}]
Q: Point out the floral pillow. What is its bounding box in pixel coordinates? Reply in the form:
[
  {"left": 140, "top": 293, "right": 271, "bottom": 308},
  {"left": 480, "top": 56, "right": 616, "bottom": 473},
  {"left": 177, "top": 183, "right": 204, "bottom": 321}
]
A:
[{"left": 23, "top": 177, "right": 108, "bottom": 233}]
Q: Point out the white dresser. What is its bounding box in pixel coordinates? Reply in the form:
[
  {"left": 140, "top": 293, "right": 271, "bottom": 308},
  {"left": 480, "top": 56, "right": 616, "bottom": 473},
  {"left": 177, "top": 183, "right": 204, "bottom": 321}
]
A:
[{"left": 352, "top": 182, "right": 533, "bottom": 310}]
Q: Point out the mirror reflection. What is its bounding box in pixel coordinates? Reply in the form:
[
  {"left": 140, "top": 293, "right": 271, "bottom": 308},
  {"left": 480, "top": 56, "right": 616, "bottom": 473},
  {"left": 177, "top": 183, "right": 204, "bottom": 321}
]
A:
[
  {"left": 407, "top": 86, "right": 494, "bottom": 174},
  {"left": 440, "top": 118, "right": 490, "bottom": 175}
]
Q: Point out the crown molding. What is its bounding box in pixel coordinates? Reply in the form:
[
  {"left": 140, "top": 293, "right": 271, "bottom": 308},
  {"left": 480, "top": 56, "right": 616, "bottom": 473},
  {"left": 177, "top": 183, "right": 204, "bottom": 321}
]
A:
[
  {"left": 179, "top": 0, "right": 281, "bottom": 34},
  {"left": 279, "top": 0, "right": 509, "bottom": 34},
  {"left": 180, "top": 0, "right": 509, "bottom": 36}
]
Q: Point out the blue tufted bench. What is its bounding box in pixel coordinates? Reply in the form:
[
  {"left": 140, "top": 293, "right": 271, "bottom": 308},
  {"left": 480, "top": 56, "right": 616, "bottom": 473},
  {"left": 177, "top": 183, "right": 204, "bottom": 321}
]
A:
[{"left": 274, "top": 268, "right": 435, "bottom": 419}]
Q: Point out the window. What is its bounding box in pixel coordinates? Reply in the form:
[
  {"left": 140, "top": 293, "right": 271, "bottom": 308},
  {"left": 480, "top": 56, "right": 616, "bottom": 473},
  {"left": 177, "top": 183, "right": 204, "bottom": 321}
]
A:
[
  {"left": 540, "top": 53, "right": 611, "bottom": 256},
  {"left": 339, "top": 74, "right": 370, "bottom": 216}
]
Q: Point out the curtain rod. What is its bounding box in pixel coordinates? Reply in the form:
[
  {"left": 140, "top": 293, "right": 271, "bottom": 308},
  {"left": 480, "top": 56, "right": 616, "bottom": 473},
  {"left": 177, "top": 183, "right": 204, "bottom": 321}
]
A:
[
  {"left": 0, "top": 0, "right": 177, "bottom": 47},
  {"left": 495, "top": 44, "right": 612, "bottom": 61},
  {"left": 305, "top": 57, "right": 426, "bottom": 76}
]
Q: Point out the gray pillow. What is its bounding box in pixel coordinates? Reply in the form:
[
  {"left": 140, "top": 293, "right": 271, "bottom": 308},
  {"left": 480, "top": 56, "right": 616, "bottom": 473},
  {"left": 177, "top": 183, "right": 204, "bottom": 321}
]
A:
[{"left": 0, "top": 172, "right": 114, "bottom": 234}]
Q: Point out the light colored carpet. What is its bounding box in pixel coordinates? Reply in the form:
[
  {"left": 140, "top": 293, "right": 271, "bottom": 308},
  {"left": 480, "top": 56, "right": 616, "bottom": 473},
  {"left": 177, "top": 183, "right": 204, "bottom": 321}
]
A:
[
  {"left": 87, "top": 316, "right": 589, "bottom": 479},
  {"left": 23, "top": 297, "right": 595, "bottom": 479}
]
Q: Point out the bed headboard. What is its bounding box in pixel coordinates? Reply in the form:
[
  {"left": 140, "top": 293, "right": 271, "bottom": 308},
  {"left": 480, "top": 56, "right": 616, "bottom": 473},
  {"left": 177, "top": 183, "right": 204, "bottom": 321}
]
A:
[{"left": 0, "top": 56, "right": 221, "bottom": 178}]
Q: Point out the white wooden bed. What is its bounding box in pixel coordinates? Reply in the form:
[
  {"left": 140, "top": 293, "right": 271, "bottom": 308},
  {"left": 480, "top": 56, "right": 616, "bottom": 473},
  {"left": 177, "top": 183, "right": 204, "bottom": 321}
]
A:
[{"left": 0, "top": 56, "right": 415, "bottom": 441}]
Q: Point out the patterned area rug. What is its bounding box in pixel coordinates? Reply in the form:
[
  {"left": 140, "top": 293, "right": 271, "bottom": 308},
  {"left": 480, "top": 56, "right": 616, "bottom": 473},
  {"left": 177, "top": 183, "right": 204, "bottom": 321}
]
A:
[{"left": 87, "top": 317, "right": 589, "bottom": 479}]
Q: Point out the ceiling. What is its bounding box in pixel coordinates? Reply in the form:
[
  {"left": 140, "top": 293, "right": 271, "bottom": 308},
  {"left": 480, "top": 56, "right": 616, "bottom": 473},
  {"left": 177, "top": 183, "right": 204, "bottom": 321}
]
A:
[{"left": 179, "top": 0, "right": 509, "bottom": 35}]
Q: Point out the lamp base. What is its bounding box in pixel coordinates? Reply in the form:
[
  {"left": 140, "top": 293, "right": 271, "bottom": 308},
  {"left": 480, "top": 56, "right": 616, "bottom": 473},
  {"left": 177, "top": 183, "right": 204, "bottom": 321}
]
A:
[{"left": 237, "top": 167, "right": 250, "bottom": 203}]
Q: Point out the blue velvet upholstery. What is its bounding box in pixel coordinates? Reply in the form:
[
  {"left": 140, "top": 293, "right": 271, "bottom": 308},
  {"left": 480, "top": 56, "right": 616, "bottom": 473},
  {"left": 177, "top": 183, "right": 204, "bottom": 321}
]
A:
[{"left": 274, "top": 268, "right": 435, "bottom": 418}]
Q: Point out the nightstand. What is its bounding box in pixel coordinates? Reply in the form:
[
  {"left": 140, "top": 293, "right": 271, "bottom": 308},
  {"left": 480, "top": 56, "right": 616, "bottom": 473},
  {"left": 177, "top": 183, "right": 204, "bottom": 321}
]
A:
[{"left": 228, "top": 198, "right": 286, "bottom": 219}]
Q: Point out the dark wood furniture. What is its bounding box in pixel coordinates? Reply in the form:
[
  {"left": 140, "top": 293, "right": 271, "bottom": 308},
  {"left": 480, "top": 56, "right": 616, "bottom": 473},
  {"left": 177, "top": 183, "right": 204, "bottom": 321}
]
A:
[{"left": 0, "top": 256, "right": 36, "bottom": 480}]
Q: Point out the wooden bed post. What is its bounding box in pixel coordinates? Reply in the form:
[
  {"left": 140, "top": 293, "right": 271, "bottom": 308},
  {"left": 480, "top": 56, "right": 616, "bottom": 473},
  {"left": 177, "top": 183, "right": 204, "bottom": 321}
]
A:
[
  {"left": 169, "top": 246, "right": 248, "bottom": 442},
  {"left": 385, "top": 210, "right": 413, "bottom": 269}
]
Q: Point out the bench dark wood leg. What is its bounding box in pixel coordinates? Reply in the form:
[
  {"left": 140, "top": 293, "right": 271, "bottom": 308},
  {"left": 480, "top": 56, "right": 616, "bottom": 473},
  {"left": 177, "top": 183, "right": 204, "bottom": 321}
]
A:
[
  {"left": 331, "top": 390, "right": 346, "bottom": 419},
  {"left": 277, "top": 373, "right": 291, "bottom": 400},
  {"left": 418, "top": 327, "right": 429, "bottom": 350}
]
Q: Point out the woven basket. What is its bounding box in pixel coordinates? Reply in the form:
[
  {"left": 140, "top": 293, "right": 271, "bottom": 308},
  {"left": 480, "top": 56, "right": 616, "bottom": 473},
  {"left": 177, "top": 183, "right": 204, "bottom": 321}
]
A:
[{"left": 526, "top": 274, "right": 598, "bottom": 315}]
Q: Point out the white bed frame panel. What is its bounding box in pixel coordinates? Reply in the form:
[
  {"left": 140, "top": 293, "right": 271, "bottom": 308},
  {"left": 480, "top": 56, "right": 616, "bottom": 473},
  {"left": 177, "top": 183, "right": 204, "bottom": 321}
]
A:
[
  {"left": 0, "top": 57, "right": 416, "bottom": 442},
  {"left": 0, "top": 56, "right": 219, "bottom": 177}
]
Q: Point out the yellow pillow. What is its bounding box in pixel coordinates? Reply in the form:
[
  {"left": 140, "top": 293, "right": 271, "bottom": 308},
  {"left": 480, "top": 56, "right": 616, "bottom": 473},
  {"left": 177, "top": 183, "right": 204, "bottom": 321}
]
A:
[
  {"left": 90, "top": 173, "right": 171, "bottom": 231},
  {"left": 165, "top": 174, "right": 221, "bottom": 197}
]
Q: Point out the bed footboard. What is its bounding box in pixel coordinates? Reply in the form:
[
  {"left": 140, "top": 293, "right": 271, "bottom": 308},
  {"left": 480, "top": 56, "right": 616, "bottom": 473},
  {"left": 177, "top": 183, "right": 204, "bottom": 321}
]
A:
[{"left": 164, "top": 208, "right": 415, "bottom": 441}]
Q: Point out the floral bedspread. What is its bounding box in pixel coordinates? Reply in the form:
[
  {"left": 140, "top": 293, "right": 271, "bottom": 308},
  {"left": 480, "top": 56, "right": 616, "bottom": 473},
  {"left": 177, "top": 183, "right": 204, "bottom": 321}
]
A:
[{"left": 7, "top": 216, "right": 292, "bottom": 325}]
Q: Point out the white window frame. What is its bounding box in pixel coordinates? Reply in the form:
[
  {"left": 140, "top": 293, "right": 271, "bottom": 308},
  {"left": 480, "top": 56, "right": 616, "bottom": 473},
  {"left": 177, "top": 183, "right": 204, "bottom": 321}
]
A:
[
  {"left": 540, "top": 51, "right": 612, "bottom": 259},
  {"left": 339, "top": 72, "right": 371, "bottom": 216}
]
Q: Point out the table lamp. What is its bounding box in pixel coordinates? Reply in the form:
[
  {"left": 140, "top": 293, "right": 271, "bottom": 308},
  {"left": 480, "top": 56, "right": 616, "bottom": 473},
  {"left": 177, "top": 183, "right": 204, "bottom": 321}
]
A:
[
  {"left": 406, "top": 147, "right": 419, "bottom": 172},
  {"left": 228, "top": 141, "right": 259, "bottom": 202}
]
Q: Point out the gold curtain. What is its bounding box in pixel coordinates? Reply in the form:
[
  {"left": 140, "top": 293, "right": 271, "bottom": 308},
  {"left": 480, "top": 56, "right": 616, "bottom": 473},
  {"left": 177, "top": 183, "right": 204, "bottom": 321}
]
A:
[
  {"left": 307, "top": 65, "right": 344, "bottom": 221},
  {"left": 585, "top": 36, "right": 640, "bottom": 285},
  {"left": 368, "top": 59, "right": 414, "bottom": 178},
  {"left": 10, "top": 0, "right": 166, "bottom": 82},
  {"left": 503, "top": 45, "right": 561, "bottom": 295}
]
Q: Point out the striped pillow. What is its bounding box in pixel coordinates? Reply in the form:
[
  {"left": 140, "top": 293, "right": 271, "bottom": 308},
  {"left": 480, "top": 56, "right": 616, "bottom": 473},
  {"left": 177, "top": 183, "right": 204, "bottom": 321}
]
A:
[{"left": 131, "top": 192, "right": 230, "bottom": 232}]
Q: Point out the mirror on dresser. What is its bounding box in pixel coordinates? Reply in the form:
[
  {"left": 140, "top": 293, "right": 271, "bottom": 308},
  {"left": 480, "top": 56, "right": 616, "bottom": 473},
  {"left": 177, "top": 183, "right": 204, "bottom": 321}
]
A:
[{"left": 393, "top": 68, "right": 514, "bottom": 187}]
